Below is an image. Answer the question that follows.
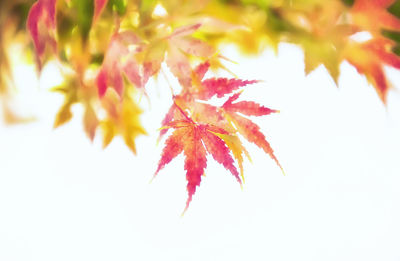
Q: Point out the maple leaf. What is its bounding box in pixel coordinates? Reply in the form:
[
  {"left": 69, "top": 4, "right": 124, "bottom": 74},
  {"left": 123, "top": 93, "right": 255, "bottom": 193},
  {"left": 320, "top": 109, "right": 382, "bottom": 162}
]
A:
[
  {"left": 96, "top": 24, "right": 212, "bottom": 98},
  {"left": 27, "top": 0, "right": 57, "bottom": 68},
  {"left": 138, "top": 23, "right": 215, "bottom": 88},
  {"left": 185, "top": 61, "right": 258, "bottom": 100},
  {"left": 53, "top": 78, "right": 146, "bottom": 151},
  {"left": 222, "top": 92, "right": 277, "bottom": 116},
  {"left": 298, "top": 25, "right": 354, "bottom": 83},
  {"left": 96, "top": 31, "right": 145, "bottom": 97},
  {"left": 280, "top": 1, "right": 354, "bottom": 82},
  {"left": 344, "top": 38, "right": 400, "bottom": 102},
  {"left": 351, "top": 0, "right": 400, "bottom": 33},
  {"left": 339, "top": 0, "right": 400, "bottom": 102},
  {"left": 83, "top": 102, "right": 99, "bottom": 141},
  {"left": 158, "top": 101, "right": 188, "bottom": 139},
  {"left": 156, "top": 61, "right": 282, "bottom": 210},
  {"left": 191, "top": 102, "right": 235, "bottom": 132},
  {"left": 198, "top": 78, "right": 259, "bottom": 100},
  {"left": 155, "top": 118, "right": 241, "bottom": 211},
  {"left": 213, "top": 132, "right": 251, "bottom": 182},
  {"left": 100, "top": 91, "right": 146, "bottom": 154},
  {"left": 141, "top": 40, "right": 168, "bottom": 85},
  {"left": 222, "top": 92, "right": 283, "bottom": 173},
  {"left": 159, "top": 61, "right": 258, "bottom": 137},
  {"left": 165, "top": 24, "right": 215, "bottom": 87},
  {"left": 52, "top": 77, "right": 100, "bottom": 141},
  {"left": 93, "top": 0, "right": 108, "bottom": 25},
  {"left": 53, "top": 87, "right": 76, "bottom": 129},
  {"left": 54, "top": 82, "right": 98, "bottom": 141}
]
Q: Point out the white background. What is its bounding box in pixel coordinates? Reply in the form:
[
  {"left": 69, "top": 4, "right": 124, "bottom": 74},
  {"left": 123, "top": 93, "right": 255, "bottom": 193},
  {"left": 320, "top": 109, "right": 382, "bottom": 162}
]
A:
[{"left": 1, "top": 43, "right": 400, "bottom": 260}]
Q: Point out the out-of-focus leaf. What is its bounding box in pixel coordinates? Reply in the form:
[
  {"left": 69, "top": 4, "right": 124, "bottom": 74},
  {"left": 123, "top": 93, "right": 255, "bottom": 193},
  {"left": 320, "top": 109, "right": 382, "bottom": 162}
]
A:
[
  {"left": 53, "top": 83, "right": 78, "bottom": 128},
  {"left": 352, "top": 0, "right": 400, "bottom": 33},
  {"left": 344, "top": 38, "right": 400, "bottom": 103},
  {"left": 83, "top": 102, "right": 99, "bottom": 140},
  {"left": 388, "top": 0, "right": 400, "bottom": 18},
  {"left": 26, "top": 0, "right": 57, "bottom": 67},
  {"left": 341, "top": 0, "right": 355, "bottom": 7},
  {"left": 96, "top": 31, "right": 144, "bottom": 97},
  {"left": 52, "top": 78, "right": 100, "bottom": 140},
  {"left": 54, "top": 100, "right": 74, "bottom": 128},
  {"left": 165, "top": 24, "right": 215, "bottom": 86},
  {"left": 111, "top": 0, "right": 127, "bottom": 16},
  {"left": 100, "top": 90, "right": 146, "bottom": 154},
  {"left": 139, "top": 0, "right": 158, "bottom": 26},
  {"left": 382, "top": 30, "right": 400, "bottom": 44},
  {"left": 94, "top": 0, "right": 108, "bottom": 24},
  {"left": 72, "top": 0, "right": 94, "bottom": 40}
]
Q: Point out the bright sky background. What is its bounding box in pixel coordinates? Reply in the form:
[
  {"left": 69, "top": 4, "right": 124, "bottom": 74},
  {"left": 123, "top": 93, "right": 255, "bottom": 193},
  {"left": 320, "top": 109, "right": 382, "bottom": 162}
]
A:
[{"left": 1, "top": 43, "right": 400, "bottom": 261}]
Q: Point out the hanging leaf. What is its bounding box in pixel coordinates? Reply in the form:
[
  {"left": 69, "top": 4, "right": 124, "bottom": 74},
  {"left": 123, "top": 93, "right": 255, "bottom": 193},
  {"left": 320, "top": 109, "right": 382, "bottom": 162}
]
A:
[
  {"left": 26, "top": 0, "right": 57, "bottom": 67},
  {"left": 94, "top": 0, "right": 108, "bottom": 24},
  {"left": 156, "top": 119, "right": 240, "bottom": 211},
  {"left": 156, "top": 62, "right": 282, "bottom": 210}
]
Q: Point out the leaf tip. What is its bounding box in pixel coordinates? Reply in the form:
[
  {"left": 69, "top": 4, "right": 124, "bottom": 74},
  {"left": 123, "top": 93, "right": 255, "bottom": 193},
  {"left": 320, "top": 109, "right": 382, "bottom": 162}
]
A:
[{"left": 149, "top": 173, "right": 157, "bottom": 184}]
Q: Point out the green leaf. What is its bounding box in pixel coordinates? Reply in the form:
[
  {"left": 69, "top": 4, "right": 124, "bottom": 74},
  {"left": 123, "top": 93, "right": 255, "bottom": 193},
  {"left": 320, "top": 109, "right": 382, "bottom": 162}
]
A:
[
  {"left": 110, "top": 0, "right": 127, "bottom": 16},
  {"left": 393, "top": 45, "right": 400, "bottom": 56},
  {"left": 72, "top": 0, "right": 94, "bottom": 40},
  {"left": 388, "top": 0, "right": 400, "bottom": 19},
  {"left": 341, "top": 0, "right": 354, "bottom": 7},
  {"left": 57, "top": 12, "right": 74, "bottom": 43},
  {"left": 139, "top": 0, "right": 157, "bottom": 25},
  {"left": 140, "top": 0, "right": 157, "bottom": 13},
  {"left": 382, "top": 30, "right": 400, "bottom": 44}
]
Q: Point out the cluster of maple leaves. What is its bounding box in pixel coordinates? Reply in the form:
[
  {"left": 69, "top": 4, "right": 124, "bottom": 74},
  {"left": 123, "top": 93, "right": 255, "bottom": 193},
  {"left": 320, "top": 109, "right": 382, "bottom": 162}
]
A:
[
  {"left": 155, "top": 60, "right": 283, "bottom": 210},
  {"left": 1, "top": 0, "right": 399, "bottom": 209}
]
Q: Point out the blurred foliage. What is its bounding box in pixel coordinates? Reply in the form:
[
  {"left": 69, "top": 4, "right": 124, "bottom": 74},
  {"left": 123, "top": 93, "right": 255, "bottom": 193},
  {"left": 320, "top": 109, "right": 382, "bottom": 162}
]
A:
[
  {"left": 1, "top": 0, "right": 400, "bottom": 152},
  {"left": 1, "top": 0, "right": 400, "bottom": 210},
  {"left": 0, "top": 0, "right": 35, "bottom": 123},
  {"left": 0, "top": 0, "right": 400, "bottom": 137}
]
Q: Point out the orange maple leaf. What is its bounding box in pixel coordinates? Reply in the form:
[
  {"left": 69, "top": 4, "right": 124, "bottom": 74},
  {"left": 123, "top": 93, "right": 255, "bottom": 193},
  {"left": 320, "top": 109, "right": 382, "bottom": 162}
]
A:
[
  {"left": 352, "top": 0, "right": 400, "bottom": 33},
  {"left": 344, "top": 38, "right": 400, "bottom": 102}
]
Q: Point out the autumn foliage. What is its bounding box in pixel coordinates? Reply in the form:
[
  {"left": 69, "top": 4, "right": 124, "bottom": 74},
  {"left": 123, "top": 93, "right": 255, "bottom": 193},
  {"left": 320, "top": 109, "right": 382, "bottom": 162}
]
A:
[{"left": 1, "top": 0, "right": 400, "bottom": 209}]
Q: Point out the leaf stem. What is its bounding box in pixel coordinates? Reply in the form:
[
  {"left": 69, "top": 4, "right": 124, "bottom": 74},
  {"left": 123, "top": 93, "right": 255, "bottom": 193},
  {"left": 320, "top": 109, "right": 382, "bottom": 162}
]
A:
[
  {"left": 173, "top": 100, "right": 194, "bottom": 124},
  {"left": 161, "top": 67, "right": 175, "bottom": 96}
]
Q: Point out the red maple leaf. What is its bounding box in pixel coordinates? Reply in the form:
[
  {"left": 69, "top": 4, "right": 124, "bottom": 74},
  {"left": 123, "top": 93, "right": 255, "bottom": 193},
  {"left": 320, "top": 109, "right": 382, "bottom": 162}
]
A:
[
  {"left": 96, "top": 31, "right": 145, "bottom": 97},
  {"left": 93, "top": 0, "right": 108, "bottom": 25},
  {"left": 26, "top": 0, "right": 57, "bottom": 68},
  {"left": 344, "top": 38, "right": 400, "bottom": 103},
  {"left": 155, "top": 115, "right": 241, "bottom": 212},
  {"left": 156, "top": 61, "right": 282, "bottom": 210},
  {"left": 222, "top": 92, "right": 283, "bottom": 172}
]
